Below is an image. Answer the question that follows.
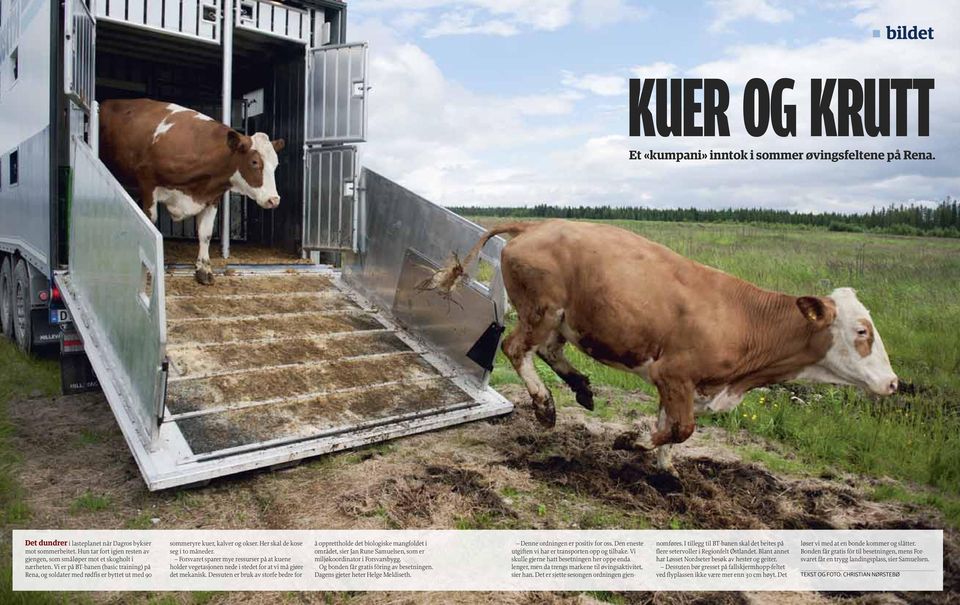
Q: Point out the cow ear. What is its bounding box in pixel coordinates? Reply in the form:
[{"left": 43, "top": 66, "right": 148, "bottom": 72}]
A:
[
  {"left": 797, "top": 296, "right": 835, "bottom": 327},
  {"left": 272, "top": 138, "right": 286, "bottom": 152},
  {"left": 227, "top": 131, "right": 250, "bottom": 154}
]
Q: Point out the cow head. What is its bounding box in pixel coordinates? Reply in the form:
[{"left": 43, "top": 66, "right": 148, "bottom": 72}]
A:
[
  {"left": 227, "top": 131, "right": 286, "bottom": 209},
  {"left": 796, "top": 287, "right": 898, "bottom": 396}
]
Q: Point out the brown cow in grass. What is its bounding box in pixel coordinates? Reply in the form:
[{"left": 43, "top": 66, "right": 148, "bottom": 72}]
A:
[
  {"left": 99, "top": 99, "right": 285, "bottom": 285},
  {"left": 429, "top": 220, "right": 898, "bottom": 474}
]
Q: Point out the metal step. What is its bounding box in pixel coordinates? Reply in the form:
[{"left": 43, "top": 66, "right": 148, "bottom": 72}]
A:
[
  {"left": 175, "top": 376, "right": 472, "bottom": 455},
  {"left": 166, "top": 291, "right": 358, "bottom": 320},
  {"left": 166, "top": 351, "right": 442, "bottom": 414},
  {"left": 165, "top": 273, "right": 336, "bottom": 297},
  {"left": 167, "top": 310, "right": 383, "bottom": 345},
  {"left": 166, "top": 331, "right": 403, "bottom": 378}
]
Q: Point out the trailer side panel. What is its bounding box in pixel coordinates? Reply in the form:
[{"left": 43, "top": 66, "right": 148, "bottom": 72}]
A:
[{"left": 0, "top": 0, "right": 53, "bottom": 274}]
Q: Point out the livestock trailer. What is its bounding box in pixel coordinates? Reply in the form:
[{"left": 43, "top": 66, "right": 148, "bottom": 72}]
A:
[{"left": 0, "top": 0, "right": 513, "bottom": 489}]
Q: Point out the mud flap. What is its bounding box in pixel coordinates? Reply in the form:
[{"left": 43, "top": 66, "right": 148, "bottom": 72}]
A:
[
  {"left": 60, "top": 327, "right": 100, "bottom": 394},
  {"left": 60, "top": 352, "right": 100, "bottom": 394}
]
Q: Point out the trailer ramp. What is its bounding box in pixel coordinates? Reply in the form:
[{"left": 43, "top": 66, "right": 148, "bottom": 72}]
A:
[{"left": 161, "top": 266, "right": 508, "bottom": 460}]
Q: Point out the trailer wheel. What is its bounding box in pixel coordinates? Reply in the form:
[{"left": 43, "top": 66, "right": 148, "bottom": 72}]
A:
[
  {"left": 0, "top": 256, "right": 13, "bottom": 340},
  {"left": 12, "top": 260, "right": 33, "bottom": 354}
]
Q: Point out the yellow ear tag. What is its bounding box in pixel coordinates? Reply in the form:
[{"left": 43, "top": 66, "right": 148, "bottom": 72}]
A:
[{"left": 807, "top": 310, "right": 818, "bottom": 321}]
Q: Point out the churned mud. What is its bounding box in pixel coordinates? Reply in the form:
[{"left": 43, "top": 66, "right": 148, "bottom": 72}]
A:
[
  {"left": 166, "top": 353, "right": 443, "bottom": 413},
  {"left": 178, "top": 377, "right": 473, "bottom": 454},
  {"left": 340, "top": 464, "right": 519, "bottom": 528},
  {"left": 495, "top": 419, "right": 859, "bottom": 530}
]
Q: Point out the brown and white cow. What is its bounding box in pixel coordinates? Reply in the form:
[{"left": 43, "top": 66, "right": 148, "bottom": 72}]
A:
[
  {"left": 429, "top": 220, "right": 898, "bottom": 474},
  {"left": 99, "top": 99, "right": 285, "bottom": 284}
]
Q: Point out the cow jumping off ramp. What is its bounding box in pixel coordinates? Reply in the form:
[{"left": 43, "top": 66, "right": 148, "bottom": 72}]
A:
[
  {"left": 428, "top": 220, "right": 898, "bottom": 474},
  {"left": 99, "top": 99, "right": 285, "bottom": 285}
]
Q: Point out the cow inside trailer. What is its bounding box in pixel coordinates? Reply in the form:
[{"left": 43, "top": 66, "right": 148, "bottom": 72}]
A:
[{"left": 95, "top": 22, "right": 306, "bottom": 253}]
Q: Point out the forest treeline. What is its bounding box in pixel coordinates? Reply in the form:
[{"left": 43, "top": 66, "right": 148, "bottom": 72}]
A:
[{"left": 451, "top": 198, "right": 960, "bottom": 238}]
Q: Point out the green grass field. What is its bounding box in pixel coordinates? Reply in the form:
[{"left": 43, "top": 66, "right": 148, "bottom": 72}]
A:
[{"left": 475, "top": 218, "right": 960, "bottom": 523}]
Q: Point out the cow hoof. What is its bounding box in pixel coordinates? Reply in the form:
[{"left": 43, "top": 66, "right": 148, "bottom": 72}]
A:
[
  {"left": 575, "top": 389, "right": 594, "bottom": 411},
  {"left": 658, "top": 461, "right": 679, "bottom": 477},
  {"left": 195, "top": 268, "right": 215, "bottom": 285},
  {"left": 533, "top": 402, "right": 557, "bottom": 428}
]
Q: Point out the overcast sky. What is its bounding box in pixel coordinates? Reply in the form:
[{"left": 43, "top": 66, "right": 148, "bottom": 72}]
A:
[{"left": 348, "top": 0, "right": 959, "bottom": 212}]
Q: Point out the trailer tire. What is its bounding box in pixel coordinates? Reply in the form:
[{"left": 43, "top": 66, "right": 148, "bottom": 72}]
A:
[
  {"left": 12, "top": 259, "right": 33, "bottom": 354},
  {"left": 0, "top": 256, "right": 13, "bottom": 340}
]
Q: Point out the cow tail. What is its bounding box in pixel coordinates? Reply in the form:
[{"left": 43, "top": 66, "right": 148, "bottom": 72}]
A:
[{"left": 422, "top": 221, "right": 534, "bottom": 293}]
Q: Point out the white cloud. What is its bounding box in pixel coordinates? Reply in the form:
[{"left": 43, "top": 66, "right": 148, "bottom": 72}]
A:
[
  {"left": 629, "top": 62, "right": 679, "bottom": 79},
  {"left": 424, "top": 11, "right": 519, "bottom": 37},
  {"left": 708, "top": 0, "right": 793, "bottom": 33},
  {"left": 353, "top": 0, "right": 647, "bottom": 36},
  {"left": 850, "top": 0, "right": 956, "bottom": 30},
  {"left": 353, "top": 17, "right": 596, "bottom": 201},
  {"left": 507, "top": 92, "right": 584, "bottom": 116},
  {"left": 562, "top": 63, "right": 678, "bottom": 97},
  {"left": 394, "top": 11, "right": 429, "bottom": 30},
  {"left": 561, "top": 71, "right": 628, "bottom": 96},
  {"left": 577, "top": 0, "right": 651, "bottom": 28}
]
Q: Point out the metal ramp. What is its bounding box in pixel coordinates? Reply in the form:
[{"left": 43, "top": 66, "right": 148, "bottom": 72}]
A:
[
  {"left": 161, "top": 268, "right": 508, "bottom": 464},
  {"left": 61, "top": 266, "right": 512, "bottom": 492},
  {"left": 99, "top": 264, "right": 507, "bottom": 490}
]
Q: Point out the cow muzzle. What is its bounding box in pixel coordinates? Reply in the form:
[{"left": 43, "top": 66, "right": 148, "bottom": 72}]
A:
[
  {"left": 871, "top": 375, "right": 899, "bottom": 396},
  {"left": 258, "top": 196, "right": 280, "bottom": 209}
]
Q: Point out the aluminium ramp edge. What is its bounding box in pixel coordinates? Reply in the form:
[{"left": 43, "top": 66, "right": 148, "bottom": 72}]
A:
[
  {"left": 55, "top": 270, "right": 163, "bottom": 486},
  {"left": 57, "top": 267, "right": 512, "bottom": 490}
]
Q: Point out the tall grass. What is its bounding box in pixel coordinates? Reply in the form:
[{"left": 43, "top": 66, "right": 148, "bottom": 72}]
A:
[{"left": 478, "top": 218, "right": 960, "bottom": 501}]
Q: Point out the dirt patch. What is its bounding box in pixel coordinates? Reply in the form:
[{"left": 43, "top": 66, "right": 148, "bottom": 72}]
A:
[
  {"left": 177, "top": 377, "right": 473, "bottom": 454},
  {"left": 168, "top": 331, "right": 410, "bottom": 378},
  {"left": 165, "top": 273, "right": 334, "bottom": 297},
  {"left": 166, "top": 291, "right": 359, "bottom": 321},
  {"left": 167, "top": 312, "right": 384, "bottom": 345},
  {"left": 164, "top": 241, "right": 313, "bottom": 267},
  {"left": 167, "top": 353, "right": 442, "bottom": 413},
  {"left": 340, "top": 464, "right": 517, "bottom": 528}
]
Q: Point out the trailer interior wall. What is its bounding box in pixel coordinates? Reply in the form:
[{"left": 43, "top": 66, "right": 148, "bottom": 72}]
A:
[
  {"left": 0, "top": 0, "right": 53, "bottom": 274},
  {"left": 95, "top": 24, "right": 305, "bottom": 255},
  {"left": 232, "top": 30, "right": 305, "bottom": 254}
]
